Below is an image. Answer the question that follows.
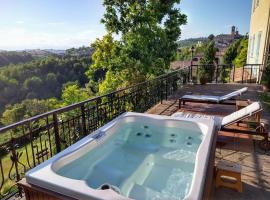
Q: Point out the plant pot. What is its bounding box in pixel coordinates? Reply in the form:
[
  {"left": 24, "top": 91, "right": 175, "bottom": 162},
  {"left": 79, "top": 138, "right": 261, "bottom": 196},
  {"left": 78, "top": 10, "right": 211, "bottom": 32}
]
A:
[{"left": 200, "top": 77, "right": 208, "bottom": 85}]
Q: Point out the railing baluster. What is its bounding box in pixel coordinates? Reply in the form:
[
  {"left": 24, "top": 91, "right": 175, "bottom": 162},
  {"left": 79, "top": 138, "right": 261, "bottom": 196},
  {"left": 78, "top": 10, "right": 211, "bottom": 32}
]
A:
[
  {"left": 232, "top": 64, "right": 235, "bottom": 82},
  {"left": 165, "top": 78, "right": 168, "bottom": 101},
  {"left": 28, "top": 123, "right": 36, "bottom": 167},
  {"left": 46, "top": 117, "right": 53, "bottom": 157},
  {"left": 242, "top": 65, "right": 245, "bottom": 83},
  {"left": 250, "top": 66, "right": 253, "bottom": 83},
  {"left": 53, "top": 113, "right": 61, "bottom": 153},
  {"left": 81, "top": 105, "right": 87, "bottom": 136},
  {"left": 215, "top": 65, "right": 219, "bottom": 83}
]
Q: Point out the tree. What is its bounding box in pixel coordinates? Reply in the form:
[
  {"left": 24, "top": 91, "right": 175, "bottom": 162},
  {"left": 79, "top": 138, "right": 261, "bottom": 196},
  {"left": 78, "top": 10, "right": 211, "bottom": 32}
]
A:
[
  {"left": 233, "top": 37, "right": 248, "bottom": 68},
  {"left": 199, "top": 41, "right": 217, "bottom": 82},
  {"left": 223, "top": 39, "right": 241, "bottom": 65},
  {"left": 23, "top": 76, "right": 43, "bottom": 92},
  {"left": 1, "top": 99, "right": 55, "bottom": 125},
  {"left": 61, "top": 82, "right": 91, "bottom": 106},
  {"left": 200, "top": 41, "right": 217, "bottom": 65},
  {"left": 88, "top": 0, "right": 187, "bottom": 94}
]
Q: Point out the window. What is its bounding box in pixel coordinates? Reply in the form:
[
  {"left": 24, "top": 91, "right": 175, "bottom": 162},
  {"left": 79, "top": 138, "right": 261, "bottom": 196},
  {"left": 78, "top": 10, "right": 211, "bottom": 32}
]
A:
[
  {"left": 251, "top": 35, "right": 255, "bottom": 58},
  {"left": 256, "top": 0, "right": 260, "bottom": 7},
  {"left": 248, "top": 37, "right": 252, "bottom": 58},
  {"left": 255, "top": 31, "right": 262, "bottom": 63}
]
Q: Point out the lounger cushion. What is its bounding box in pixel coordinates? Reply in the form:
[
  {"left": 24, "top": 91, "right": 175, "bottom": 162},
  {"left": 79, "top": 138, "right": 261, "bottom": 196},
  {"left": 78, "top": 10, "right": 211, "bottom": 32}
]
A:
[
  {"left": 221, "top": 102, "right": 261, "bottom": 126},
  {"left": 181, "top": 87, "right": 248, "bottom": 103},
  {"left": 172, "top": 101, "right": 261, "bottom": 129},
  {"left": 181, "top": 95, "right": 220, "bottom": 102},
  {"left": 219, "top": 87, "right": 248, "bottom": 101}
]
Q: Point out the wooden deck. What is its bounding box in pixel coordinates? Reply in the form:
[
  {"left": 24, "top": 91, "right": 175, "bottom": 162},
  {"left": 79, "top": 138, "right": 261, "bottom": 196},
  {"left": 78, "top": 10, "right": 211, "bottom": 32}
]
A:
[{"left": 147, "top": 83, "right": 270, "bottom": 200}]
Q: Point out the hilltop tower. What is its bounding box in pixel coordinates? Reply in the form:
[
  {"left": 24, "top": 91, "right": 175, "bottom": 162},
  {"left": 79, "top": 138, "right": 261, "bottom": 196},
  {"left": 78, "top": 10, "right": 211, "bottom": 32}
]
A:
[{"left": 231, "top": 26, "right": 236, "bottom": 36}]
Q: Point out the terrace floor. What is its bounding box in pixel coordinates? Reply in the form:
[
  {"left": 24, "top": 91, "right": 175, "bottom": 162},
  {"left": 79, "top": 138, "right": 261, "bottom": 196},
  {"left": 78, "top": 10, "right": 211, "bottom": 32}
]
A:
[{"left": 147, "top": 83, "right": 270, "bottom": 200}]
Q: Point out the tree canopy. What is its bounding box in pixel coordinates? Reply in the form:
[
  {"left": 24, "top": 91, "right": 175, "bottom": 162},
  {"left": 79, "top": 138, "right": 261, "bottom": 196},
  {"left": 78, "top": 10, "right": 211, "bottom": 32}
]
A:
[
  {"left": 223, "top": 37, "right": 248, "bottom": 68},
  {"left": 88, "top": 0, "right": 187, "bottom": 94},
  {"left": 198, "top": 41, "right": 217, "bottom": 81},
  {"left": 233, "top": 37, "right": 248, "bottom": 68},
  {"left": 200, "top": 41, "right": 217, "bottom": 65}
]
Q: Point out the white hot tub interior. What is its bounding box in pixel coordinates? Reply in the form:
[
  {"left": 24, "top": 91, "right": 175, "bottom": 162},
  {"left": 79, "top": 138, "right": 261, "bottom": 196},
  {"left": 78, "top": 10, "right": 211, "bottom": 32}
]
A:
[{"left": 51, "top": 116, "right": 206, "bottom": 200}]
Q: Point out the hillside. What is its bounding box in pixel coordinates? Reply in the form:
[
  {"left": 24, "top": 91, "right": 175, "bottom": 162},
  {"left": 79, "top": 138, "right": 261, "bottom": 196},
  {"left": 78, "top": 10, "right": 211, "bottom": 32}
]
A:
[
  {"left": 178, "top": 37, "right": 208, "bottom": 48},
  {"left": 0, "top": 47, "right": 94, "bottom": 118},
  {"left": 0, "top": 51, "right": 34, "bottom": 67}
]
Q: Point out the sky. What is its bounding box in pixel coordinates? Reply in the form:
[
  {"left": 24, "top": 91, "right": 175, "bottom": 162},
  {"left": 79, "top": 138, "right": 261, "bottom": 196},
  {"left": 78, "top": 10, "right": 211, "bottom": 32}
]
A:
[{"left": 0, "top": 0, "right": 252, "bottom": 50}]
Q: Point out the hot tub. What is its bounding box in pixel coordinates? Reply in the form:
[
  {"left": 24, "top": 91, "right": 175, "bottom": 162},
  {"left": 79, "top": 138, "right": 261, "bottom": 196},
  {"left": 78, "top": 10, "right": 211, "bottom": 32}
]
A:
[{"left": 26, "top": 112, "right": 216, "bottom": 200}]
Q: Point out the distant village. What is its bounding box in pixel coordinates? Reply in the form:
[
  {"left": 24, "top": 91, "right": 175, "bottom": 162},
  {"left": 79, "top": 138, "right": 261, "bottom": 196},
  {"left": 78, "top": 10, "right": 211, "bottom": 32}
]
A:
[{"left": 171, "top": 26, "right": 243, "bottom": 69}]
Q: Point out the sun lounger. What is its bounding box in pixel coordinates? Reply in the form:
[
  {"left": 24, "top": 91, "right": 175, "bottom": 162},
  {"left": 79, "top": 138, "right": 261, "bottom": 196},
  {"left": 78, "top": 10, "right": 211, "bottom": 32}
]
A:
[
  {"left": 172, "top": 102, "right": 266, "bottom": 138},
  {"left": 179, "top": 87, "right": 248, "bottom": 108}
]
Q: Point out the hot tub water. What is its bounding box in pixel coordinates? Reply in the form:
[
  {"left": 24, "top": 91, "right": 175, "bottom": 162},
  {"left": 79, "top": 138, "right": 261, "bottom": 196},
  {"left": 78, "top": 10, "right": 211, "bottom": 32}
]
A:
[{"left": 56, "top": 121, "right": 203, "bottom": 200}]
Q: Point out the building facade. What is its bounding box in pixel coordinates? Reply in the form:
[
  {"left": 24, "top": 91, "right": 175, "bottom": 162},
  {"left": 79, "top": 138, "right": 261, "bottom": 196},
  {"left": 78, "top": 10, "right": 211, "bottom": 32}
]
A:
[{"left": 247, "top": 0, "right": 270, "bottom": 65}]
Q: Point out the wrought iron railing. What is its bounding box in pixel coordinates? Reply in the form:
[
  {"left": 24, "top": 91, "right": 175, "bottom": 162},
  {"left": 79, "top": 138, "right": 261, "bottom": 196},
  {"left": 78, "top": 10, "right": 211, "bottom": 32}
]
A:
[
  {"left": 187, "top": 64, "right": 263, "bottom": 84},
  {"left": 0, "top": 68, "right": 190, "bottom": 199},
  {"left": 0, "top": 63, "right": 263, "bottom": 199}
]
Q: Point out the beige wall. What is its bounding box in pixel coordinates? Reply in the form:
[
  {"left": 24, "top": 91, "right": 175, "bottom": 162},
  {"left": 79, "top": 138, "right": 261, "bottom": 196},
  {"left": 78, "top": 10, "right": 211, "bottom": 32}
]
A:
[{"left": 247, "top": 0, "right": 270, "bottom": 65}]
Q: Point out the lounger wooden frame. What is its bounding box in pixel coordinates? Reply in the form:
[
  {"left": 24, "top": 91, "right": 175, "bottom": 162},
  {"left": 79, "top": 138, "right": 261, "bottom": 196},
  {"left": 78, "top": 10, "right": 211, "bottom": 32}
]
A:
[{"left": 220, "top": 108, "right": 268, "bottom": 138}]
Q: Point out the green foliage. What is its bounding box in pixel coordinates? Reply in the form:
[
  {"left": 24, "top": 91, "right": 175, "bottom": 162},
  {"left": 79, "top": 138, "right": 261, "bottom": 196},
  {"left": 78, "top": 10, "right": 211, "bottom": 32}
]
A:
[
  {"left": 89, "top": 0, "right": 187, "bottom": 94},
  {"left": 200, "top": 41, "right": 217, "bottom": 65},
  {"left": 223, "top": 39, "right": 241, "bottom": 64},
  {"left": 24, "top": 76, "right": 43, "bottom": 95},
  {"left": 233, "top": 37, "right": 248, "bottom": 68},
  {"left": 199, "top": 41, "right": 217, "bottom": 81},
  {"left": 61, "top": 82, "right": 92, "bottom": 106},
  {"left": 1, "top": 99, "right": 56, "bottom": 125},
  {"left": 175, "top": 43, "right": 207, "bottom": 61},
  {"left": 1, "top": 82, "right": 92, "bottom": 126},
  {"left": 0, "top": 55, "right": 90, "bottom": 114},
  {"left": 175, "top": 47, "right": 191, "bottom": 61},
  {"left": 259, "top": 92, "right": 270, "bottom": 111},
  {"left": 261, "top": 59, "right": 270, "bottom": 88}
]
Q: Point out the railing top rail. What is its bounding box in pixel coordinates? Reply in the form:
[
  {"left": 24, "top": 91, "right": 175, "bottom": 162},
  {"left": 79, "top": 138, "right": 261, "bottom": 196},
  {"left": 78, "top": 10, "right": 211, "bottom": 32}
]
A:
[{"left": 0, "top": 68, "right": 188, "bottom": 133}]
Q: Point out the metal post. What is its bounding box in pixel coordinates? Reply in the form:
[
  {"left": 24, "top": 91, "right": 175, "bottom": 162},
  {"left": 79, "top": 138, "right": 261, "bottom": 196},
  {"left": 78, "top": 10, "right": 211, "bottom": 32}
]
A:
[
  {"left": 10, "top": 139, "right": 22, "bottom": 196},
  {"left": 53, "top": 113, "right": 61, "bottom": 153},
  {"left": 242, "top": 66, "right": 245, "bottom": 84},
  {"left": 215, "top": 65, "right": 219, "bottom": 83},
  {"left": 165, "top": 78, "right": 168, "bottom": 100},
  {"left": 250, "top": 66, "right": 253, "bottom": 83},
  {"left": 232, "top": 64, "right": 235, "bottom": 82},
  {"left": 196, "top": 65, "right": 199, "bottom": 83},
  {"left": 160, "top": 79, "right": 163, "bottom": 104},
  {"left": 190, "top": 46, "right": 194, "bottom": 83},
  {"left": 190, "top": 65, "right": 193, "bottom": 82},
  {"left": 81, "top": 105, "right": 87, "bottom": 136}
]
